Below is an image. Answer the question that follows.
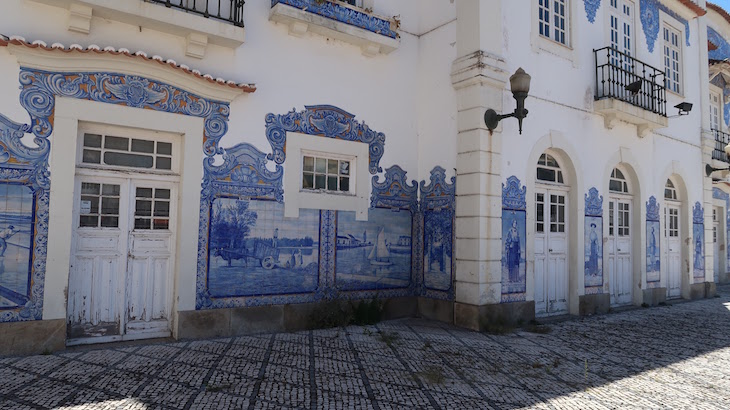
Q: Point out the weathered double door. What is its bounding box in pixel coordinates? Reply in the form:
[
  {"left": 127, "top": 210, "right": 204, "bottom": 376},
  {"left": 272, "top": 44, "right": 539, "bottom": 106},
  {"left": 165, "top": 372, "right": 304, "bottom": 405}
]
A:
[
  {"left": 67, "top": 176, "right": 176, "bottom": 344},
  {"left": 534, "top": 189, "right": 569, "bottom": 316},
  {"left": 608, "top": 197, "right": 632, "bottom": 306}
]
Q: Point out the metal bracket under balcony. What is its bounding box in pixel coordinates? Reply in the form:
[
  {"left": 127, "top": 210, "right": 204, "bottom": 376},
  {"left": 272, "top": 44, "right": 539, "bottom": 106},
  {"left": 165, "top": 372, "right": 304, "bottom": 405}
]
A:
[{"left": 594, "top": 47, "right": 668, "bottom": 138}]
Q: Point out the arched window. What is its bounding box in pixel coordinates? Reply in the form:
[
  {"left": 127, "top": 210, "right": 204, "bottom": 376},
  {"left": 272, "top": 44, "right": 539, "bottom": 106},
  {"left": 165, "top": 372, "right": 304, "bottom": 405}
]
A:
[
  {"left": 536, "top": 153, "right": 564, "bottom": 183},
  {"left": 664, "top": 179, "right": 677, "bottom": 201},
  {"left": 609, "top": 168, "right": 629, "bottom": 194}
]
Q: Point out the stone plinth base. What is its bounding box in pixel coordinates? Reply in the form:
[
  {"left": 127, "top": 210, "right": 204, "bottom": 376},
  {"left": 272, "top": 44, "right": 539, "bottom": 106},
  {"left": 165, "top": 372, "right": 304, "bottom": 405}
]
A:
[
  {"left": 453, "top": 300, "right": 535, "bottom": 332},
  {"left": 417, "top": 297, "right": 454, "bottom": 323},
  {"left": 177, "top": 297, "right": 418, "bottom": 339},
  {"left": 0, "top": 319, "right": 66, "bottom": 356},
  {"left": 642, "top": 287, "right": 667, "bottom": 306},
  {"left": 720, "top": 271, "right": 730, "bottom": 284},
  {"left": 689, "top": 283, "right": 706, "bottom": 300},
  {"left": 579, "top": 293, "right": 610, "bottom": 315},
  {"left": 705, "top": 282, "right": 717, "bottom": 298}
]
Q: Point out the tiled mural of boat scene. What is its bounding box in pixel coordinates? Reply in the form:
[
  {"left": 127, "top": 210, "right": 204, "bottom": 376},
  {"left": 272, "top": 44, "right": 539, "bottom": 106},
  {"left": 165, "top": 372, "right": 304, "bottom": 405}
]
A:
[
  {"left": 423, "top": 208, "right": 453, "bottom": 291},
  {"left": 335, "top": 208, "right": 411, "bottom": 291},
  {"left": 207, "top": 198, "right": 319, "bottom": 297},
  {"left": 0, "top": 183, "right": 33, "bottom": 309}
]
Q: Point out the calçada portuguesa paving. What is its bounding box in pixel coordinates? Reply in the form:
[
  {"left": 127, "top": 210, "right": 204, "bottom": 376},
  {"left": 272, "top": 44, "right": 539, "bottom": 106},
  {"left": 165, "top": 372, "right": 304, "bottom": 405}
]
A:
[{"left": 2, "top": 288, "right": 730, "bottom": 409}]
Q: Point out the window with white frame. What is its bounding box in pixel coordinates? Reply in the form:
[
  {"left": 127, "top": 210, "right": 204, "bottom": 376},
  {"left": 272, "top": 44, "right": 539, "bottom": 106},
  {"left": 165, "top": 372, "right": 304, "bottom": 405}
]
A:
[
  {"left": 81, "top": 133, "right": 174, "bottom": 171},
  {"left": 301, "top": 153, "right": 353, "bottom": 194},
  {"left": 711, "top": 90, "right": 722, "bottom": 130},
  {"left": 663, "top": 24, "right": 682, "bottom": 94},
  {"left": 538, "top": 0, "right": 569, "bottom": 46},
  {"left": 664, "top": 179, "right": 677, "bottom": 201},
  {"left": 609, "top": 168, "right": 629, "bottom": 194}
]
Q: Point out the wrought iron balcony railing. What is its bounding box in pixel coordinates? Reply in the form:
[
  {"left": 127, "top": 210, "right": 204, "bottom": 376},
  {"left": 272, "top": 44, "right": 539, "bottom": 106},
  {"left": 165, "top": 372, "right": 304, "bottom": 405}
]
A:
[
  {"left": 713, "top": 128, "right": 730, "bottom": 164},
  {"left": 594, "top": 46, "right": 666, "bottom": 116},
  {"left": 148, "top": 0, "right": 245, "bottom": 27}
]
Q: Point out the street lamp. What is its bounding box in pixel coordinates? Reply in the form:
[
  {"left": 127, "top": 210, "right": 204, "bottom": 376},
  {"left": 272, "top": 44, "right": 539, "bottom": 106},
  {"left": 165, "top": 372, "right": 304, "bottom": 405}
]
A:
[{"left": 484, "top": 68, "right": 532, "bottom": 134}]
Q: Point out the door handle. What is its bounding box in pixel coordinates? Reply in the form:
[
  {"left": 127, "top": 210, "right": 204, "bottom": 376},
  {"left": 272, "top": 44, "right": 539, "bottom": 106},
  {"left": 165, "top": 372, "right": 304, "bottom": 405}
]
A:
[{"left": 549, "top": 248, "right": 553, "bottom": 252}]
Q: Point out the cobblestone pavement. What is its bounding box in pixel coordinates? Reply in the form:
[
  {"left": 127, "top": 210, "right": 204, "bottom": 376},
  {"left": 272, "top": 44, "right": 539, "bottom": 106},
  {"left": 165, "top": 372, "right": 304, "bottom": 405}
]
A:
[{"left": 2, "top": 287, "right": 730, "bottom": 409}]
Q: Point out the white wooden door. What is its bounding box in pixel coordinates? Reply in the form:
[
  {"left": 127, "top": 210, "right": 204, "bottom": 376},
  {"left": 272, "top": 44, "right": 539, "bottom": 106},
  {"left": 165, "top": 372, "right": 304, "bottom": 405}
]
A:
[
  {"left": 68, "top": 177, "right": 176, "bottom": 344},
  {"left": 534, "top": 189, "right": 569, "bottom": 316},
  {"left": 608, "top": 198, "right": 632, "bottom": 306},
  {"left": 713, "top": 207, "right": 721, "bottom": 283},
  {"left": 665, "top": 204, "right": 681, "bottom": 298}
]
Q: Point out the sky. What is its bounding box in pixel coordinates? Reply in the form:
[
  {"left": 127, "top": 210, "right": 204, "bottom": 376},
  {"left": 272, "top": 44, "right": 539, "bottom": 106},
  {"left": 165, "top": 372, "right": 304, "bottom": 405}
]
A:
[{"left": 713, "top": 1, "right": 730, "bottom": 12}]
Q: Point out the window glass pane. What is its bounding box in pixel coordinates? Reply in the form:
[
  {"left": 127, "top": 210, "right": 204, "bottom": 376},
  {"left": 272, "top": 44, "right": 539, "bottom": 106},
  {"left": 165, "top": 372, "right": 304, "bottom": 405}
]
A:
[
  {"left": 100, "top": 216, "right": 118, "bottom": 228},
  {"left": 303, "top": 156, "right": 314, "bottom": 172},
  {"left": 536, "top": 223, "right": 544, "bottom": 233},
  {"left": 104, "top": 136, "right": 129, "bottom": 150},
  {"left": 537, "top": 167, "right": 556, "bottom": 182},
  {"left": 154, "top": 201, "right": 170, "bottom": 217},
  {"left": 102, "top": 184, "right": 120, "bottom": 196},
  {"left": 340, "top": 177, "right": 350, "bottom": 192},
  {"left": 81, "top": 196, "right": 99, "bottom": 214},
  {"left": 135, "top": 218, "right": 151, "bottom": 230},
  {"left": 557, "top": 171, "right": 564, "bottom": 184},
  {"left": 101, "top": 197, "right": 119, "bottom": 215},
  {"left": 315, "top": 158, "right": 327, "bottom": 173},
  {"left": 155, "top": 189, "right": 170, "bottom": 199},
  {"left": 303, "top": 173, "right": 314, "bottom": 189},
  {"left": 83, "top": 134, "right": 102, "bottom": 148},
  {"left": 327, "top": 176, "right": 337, "bottom": 191},
  {"left": 104, "top": 152, "right": 154, "bottom": 168},
  {"left": 157, "top": 142, "right": 172, "bottom": 155},
  {"left": 340, "top": 161, "right": 350, "bottom": 176},
  {"left": 315, "top": 175, "right": 326, "bottom": 189},
  {"left": 80, "top": 215, "right": 98, "bottom": 227},
  {"left": 136, "top": 200, "right": 152, "bottom": 217},
  {"left": 153, "top": 219, "right": 169, "bottom": 230},
  {"left": 136, "top": 188, "right": 153, "bottom": 198},
  {"left": 156, "top": 157, "right": 172, "bottom": 170},
  {"left": 327, "top": 159, "right": 338, "bottom": 174},
  {"left": 131, "top": 139, "right": 155, "bottom": 153},
  {"left": 609, "top": 180, "right": 622, "bottom": 192},
  {"left": 82, "top": 149, "right": 101, "bottom": 164},
  {"left": 81, "top": 183, "right": 100, "bottom": 195}
]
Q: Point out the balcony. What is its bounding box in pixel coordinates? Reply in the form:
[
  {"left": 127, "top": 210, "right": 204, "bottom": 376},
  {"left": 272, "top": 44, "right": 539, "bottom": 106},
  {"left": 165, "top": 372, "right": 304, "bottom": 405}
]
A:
[
  {"left": 594, "top": 46, "right": 668, "bottom": 137},
  {"left": 712, "top": 128, "right": 730, "bottom": 164},
  {"left": 28, "top": 0, "right": 246, "bottom": 58},
  {"left": 269, "top": 0, "right": 400, "bottom": 57},
  {"left": 147, "top": 0, "right": 245, "bottom": 27}
]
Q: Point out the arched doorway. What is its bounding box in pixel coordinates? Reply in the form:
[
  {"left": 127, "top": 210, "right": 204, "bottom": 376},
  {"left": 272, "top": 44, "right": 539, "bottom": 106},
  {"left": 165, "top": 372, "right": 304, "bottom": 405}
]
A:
[
  {"left": 534, "top": 153, "right": 570, "bottom": 316},
  {"left": 664, "top": 178, "right": 682, "bottom": 298},
  {"left": 607, "top": 167, "right": 633, "bottom": 306}
]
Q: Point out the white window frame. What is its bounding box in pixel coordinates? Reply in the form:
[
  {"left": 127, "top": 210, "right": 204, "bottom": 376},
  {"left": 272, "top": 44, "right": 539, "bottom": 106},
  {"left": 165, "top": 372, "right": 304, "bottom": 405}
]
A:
[
  {"left": 284, "top": 132, "right": 370, "bottom": 220},
  {"left": 662, "top": 22, "right": 683, "bottom": 96},
  {"left": 76, "top": 123, "right": 182, "bottom": 176},
  {"left": 530, "top": 0, "right": 578, "bottom": 64},
  {"left": 710, "top": 85, "right": 723, "bottom": 131},
  {"left": 605, "top": 0, "right": 636, "bottom": 72},
  {"left": 300, "top": 151, "right": 355, "bottom": 195}
]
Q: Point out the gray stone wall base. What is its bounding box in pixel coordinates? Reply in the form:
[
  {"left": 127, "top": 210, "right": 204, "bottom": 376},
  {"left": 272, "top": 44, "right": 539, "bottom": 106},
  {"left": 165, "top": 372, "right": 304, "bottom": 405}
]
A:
[
  {"left": 177, "top": 297, "right": 419, "bottom": 339},
  {"left": 579, "top": 293, "right": 610, "bottom": 315},
  {"left": 720, "top": 271, "right": 730, "bottom": 284},
  {"left": 0, "top": 319, "right": 65, "bottom": 356},
  {"left": 705, "top": 282, "right": 717, "bottom": 298},
  {"left": 641, "top": 287, "right": 667, "bottom": 306},
  {"left": 689, "top": 283, "right": 706, "bottom": 300},
  {"left": 417, "top": 297, "right": 453, "bottom": 323},
  {"left": 454, "top": 301, "right": 535, "bottom": 332}
]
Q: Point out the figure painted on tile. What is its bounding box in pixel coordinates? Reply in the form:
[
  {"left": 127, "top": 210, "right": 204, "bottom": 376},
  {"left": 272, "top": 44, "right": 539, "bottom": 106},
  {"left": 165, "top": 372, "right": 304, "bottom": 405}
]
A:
[
  {"left": 694, "top": 231, "right": 703, "bottom": 270},
  {"left": 588, "top": 223, "right": 599, "bottom": 275},
  {"left": 0, "top": 225, "right": 19, "bottom": 257},
  {"left": 506, "top": 219, "right": 521, "bottom": 282},
  {"left": 424, "top": 208, "right": 453, "bottom": 291},
  {"left": 649, "top": 226, "right": 657, "bottom": 267}
]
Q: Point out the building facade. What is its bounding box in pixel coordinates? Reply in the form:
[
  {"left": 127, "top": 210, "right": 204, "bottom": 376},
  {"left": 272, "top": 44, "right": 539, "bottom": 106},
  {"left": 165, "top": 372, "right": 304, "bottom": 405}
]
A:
[{"left": 0, "top": 0, "right": 726, "bottom": 354}]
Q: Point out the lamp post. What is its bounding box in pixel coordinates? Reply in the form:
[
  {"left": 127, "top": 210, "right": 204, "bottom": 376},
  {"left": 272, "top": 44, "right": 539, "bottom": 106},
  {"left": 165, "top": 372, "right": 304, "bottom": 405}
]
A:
[{"left": 484, "top": 68, "right": 532, "bottom": 134}]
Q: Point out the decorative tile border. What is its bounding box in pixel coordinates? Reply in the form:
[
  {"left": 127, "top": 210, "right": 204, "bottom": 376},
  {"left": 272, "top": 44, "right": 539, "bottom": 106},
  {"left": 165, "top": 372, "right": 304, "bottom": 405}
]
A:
[
  {"left": 646, "top": 196, "right": 661, "bottom": 284},
  {"left": 271, "top": 0, "right": 398, "bottom": 39},
  {"left": 640, "top": 0, "right": 690, "bottom": 53},
  {"left": 265, "top": 105, "right": 385, "bottom": 175},
  {"left": 584, "top": 0, "right": 601, "bottom": 23},
  {"left": 420, "top": 166, "right": 456, "bottom": 300}
]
